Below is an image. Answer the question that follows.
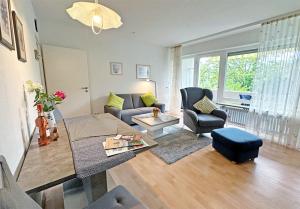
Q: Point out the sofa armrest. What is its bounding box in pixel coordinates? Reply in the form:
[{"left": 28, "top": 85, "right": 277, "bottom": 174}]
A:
[
  {"left": 212, "top": 109, "right": 227, "bottom": 121},
  {"left": 104, "top": 105, "right": 122, "bottom": 119},
  {"left": 153, "top": 103, "right": 166, "bottom": 113}
]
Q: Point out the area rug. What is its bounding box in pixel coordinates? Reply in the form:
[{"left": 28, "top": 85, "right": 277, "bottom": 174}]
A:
[{"left": 150, "top": 126, "right": 212, "bottom": 164}]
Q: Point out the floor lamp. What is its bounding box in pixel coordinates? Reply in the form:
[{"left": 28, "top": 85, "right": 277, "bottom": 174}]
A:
[{"left": 146, "top": 79, "right": 157, "bottom": 97}]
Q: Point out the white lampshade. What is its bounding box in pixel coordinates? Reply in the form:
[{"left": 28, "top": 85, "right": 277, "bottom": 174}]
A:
[{"left": 66, "top": 2, "right": 123, "bottom": 30}]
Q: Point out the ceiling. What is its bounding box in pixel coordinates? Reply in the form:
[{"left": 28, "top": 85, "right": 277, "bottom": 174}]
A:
[{"left": 31, "top": 0, "right": 300, "bottom": 47}]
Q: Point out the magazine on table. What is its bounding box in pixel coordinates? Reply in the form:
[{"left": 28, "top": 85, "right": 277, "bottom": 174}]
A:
[
  {"left": 103, "top": 134, "right": 149, "bottom": 157},
  {"left": 104, "top": 134, "right": 144, "bottom": 150}
]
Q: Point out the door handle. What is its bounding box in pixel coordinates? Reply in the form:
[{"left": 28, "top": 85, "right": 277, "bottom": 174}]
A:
[{"left": 81, "top": 87, "right": 89, "bottom": 92}]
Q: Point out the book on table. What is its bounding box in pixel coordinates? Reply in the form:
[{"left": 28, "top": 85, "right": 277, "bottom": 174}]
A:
[{"left": 103, "top": 134, "right": 149, "bottom": 157}]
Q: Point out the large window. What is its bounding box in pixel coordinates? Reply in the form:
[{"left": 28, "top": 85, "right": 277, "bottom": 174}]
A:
[
  {"left": 225, "top": 51, "right": 257, "bottom": 93},
  {"left": 223, "top": 50, "right": 257, "bottom": 101},
  {"left": 182, "top": 47, "right": 258, "bottom": 104}
]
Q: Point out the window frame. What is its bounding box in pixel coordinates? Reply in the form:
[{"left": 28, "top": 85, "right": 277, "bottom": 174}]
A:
[{"left": 182, "top": 44, "right": 258, "bottom": 104}]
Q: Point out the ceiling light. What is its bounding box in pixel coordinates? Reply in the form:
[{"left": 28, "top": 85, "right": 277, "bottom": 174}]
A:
[{"left": 66, "top": 0, "right": 123, "bottom": 35}]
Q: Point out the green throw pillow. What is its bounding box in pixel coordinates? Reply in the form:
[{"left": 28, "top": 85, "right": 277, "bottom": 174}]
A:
[
  {"left": 141, "top": 92, "right": 157, "bottom": 107},
  {"left": 193, "top": 96, "right": 217, "bottom": 114},
  {"left": 107, "top": 92, "right": 124, "bottom": 110}
]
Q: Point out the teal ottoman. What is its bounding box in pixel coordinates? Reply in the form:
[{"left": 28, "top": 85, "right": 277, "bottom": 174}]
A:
[{"left": 211, "top": 128, "right": 263, "bottom": 163}]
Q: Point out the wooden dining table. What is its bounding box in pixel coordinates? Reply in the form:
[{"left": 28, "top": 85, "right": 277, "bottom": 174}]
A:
[{"left": 17, "top": 113, "right": 157, "bottom": 207}]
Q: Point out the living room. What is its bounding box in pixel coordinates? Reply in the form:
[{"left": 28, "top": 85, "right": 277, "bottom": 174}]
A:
[{"left": 1, "top": 0, "right": 300, "bottom": 209}]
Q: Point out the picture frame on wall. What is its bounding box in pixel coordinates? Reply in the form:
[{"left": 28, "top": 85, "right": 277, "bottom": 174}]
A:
[
  {"left": 12, "top": 11, "right": 26, "bottom": 62},
  {"left": 0, "top": 0, "right": 14, "bottom": 50},
  {"left": 110, "top": 62, "right": 123, "bottom": 75},
  {"left": 136, "top": 64, "right": 150, "bottom": 79}
]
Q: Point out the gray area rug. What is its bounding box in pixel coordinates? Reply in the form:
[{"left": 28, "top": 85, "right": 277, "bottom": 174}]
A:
[{"left": 150, "top": 126, "right": 212, "bottom": 164}]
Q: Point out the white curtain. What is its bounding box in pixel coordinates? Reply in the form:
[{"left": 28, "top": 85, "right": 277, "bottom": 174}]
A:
[
  {"left": 169, "top": 45, "right": 182, "bottom": 113},
  {"left": 247, "top": 15, "right": 300, "bottom": 150}
]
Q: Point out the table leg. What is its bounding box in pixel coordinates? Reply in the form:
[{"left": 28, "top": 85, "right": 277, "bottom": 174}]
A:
[
  {"left": 82, "top": 171, "right": 107, "bottom": 203},
  {"left": 147, "top": 128, "right": 167, "bottom": 138}
]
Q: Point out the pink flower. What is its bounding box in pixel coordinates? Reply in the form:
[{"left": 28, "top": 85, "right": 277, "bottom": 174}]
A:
[{"left": 54, "top": 91, "right": 66, "bottom": 100}]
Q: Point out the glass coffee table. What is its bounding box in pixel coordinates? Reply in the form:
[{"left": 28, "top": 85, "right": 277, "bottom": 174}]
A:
[{"left": 132, "top": 113, "right": 180, "bottom": 138}]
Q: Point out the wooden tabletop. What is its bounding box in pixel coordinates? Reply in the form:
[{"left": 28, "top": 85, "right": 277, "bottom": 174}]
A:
[
  {"left": 16, "top": 113, "right": 157, "bottom": 194},
  {"left": 17, "top": 121, "right": 76, "bottom": 194}
]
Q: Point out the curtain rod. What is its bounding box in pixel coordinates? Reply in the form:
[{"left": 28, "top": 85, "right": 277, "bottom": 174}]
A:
[{"left": 180, "top": 9, "right": 300, "bottom": 47}]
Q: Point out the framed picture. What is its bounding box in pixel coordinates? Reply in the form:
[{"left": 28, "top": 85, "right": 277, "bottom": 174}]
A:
[
  {"left": 12, "top": 11, "right": 26, "bottom": 62},
  {"left": 0, "top": 0, "right": 14, "bottom": 50},
  {"left": 136, "top": 64, "right": 150, "bottom": 79},
  {"left": 110, "top": 62, "right": 123, "bottom": 75}
]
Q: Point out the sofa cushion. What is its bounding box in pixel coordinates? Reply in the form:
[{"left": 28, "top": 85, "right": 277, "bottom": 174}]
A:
[
  {"left": 211, "top": 128, "right": 263, "bottom": 151},
  {"left": 116, "top": 94, "right": 134, "bottom": 109},
  {"left": 197, "top": 114, "right": 224, "bottom": 127},
  {"left": 193, "top": 96, "right": 217, "bottom": 114},
  {"left": 121, "top": 109, "right": 142, "bottom": 124},
  {"left": 141, "top": 92, "right": 157, "bottom": 107},
  {"left": 107, "top": 93, "right": 124, "bottom": 110},
  {"left": 136, "top": 107, "right": 154, "bottom": 114},
  {"left": 132, "top": 94, "right": 145, "bottom": 108}
]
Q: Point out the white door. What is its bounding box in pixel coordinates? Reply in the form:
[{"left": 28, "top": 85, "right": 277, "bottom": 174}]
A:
[{"left": 42, "top": 45, "right": 91, "bottom": 118}]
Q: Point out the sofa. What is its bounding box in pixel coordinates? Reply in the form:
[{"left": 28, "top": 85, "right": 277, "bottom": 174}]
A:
[
  {"left": 104, "top": 93, "right": 165, "bottom": 125},
  {"left": 180, "top": 87, "right": 227, "bottom": 134}
]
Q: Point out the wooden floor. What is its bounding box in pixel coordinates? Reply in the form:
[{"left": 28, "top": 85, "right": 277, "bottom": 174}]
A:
[{"left": 109, "top": 141, "right": 300, "bottom": 209}]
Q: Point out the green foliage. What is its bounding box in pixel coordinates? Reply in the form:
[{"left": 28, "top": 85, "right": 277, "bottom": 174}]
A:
[
  {"left": 198, "top": 56, "right": 220, "bottom": 90},
  {"left": 198, "top": 53, "right": 257, "bottom": 92},
  {"left": 226, "top": 53, "right": 257, "bottom": 92},
  {"left": 33, "top": 90, "right": 63, "bottom": 112}
]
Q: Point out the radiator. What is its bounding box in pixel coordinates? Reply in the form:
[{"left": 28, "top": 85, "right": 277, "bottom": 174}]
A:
[{"left": 220, "top": 105, "right": 249, "bottom": 126}]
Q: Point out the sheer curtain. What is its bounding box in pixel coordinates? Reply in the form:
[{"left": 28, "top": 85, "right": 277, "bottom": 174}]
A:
[
  {"left": 247, "top": 15, "right": 300, "bottom": 150},
  {"left": 169, "top": 45, "right": 182, "bottom": 114}
]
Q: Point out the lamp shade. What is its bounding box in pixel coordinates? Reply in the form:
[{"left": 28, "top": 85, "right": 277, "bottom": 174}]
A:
[{"left": 66, "top": 2, "right": 123, "bottom": 30}]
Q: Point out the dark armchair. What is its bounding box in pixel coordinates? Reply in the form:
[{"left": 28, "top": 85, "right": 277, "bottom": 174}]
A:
[{"left": 180, "top": 87, "right": 227, "bottom": 134}]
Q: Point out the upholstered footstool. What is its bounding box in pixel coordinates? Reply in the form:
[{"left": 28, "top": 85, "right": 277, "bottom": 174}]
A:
[{"left": 211, "top": 128, "right": 263, "bottom": 163}]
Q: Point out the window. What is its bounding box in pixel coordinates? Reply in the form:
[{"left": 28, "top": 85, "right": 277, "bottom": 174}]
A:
[
  {"left": 198, "top": 56, "right": 220, "bottom": 100},
  {"left": 182, "top": 47, "right": 258, "bottom": 105},
  {"left": 182, "top": 57, "right": 194, "bottom": 88},
  {"left": 225, "top": 51, "right": 257, "bottom": 92},
  {"left": 198, "top": 56, "right": 220, "bottom": 90},
  {"left": 223, "top": 50, "right": 257, "bottom": 101}
]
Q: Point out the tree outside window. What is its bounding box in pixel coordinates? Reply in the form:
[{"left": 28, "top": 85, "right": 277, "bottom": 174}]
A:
[
  {"left": 225, "top": 52, "right": 257, "bottom": 92},
  {"left": 198, "top": 56, "right": 220, "bottom": 90}
]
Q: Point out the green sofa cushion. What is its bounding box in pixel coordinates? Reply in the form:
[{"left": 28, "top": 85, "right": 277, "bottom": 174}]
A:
[
  {"left": 141, "top": 92, "right": 157, "bottom": 107},
  {"left": 107, "top": 92, "right": 124, "bottom": 110}
]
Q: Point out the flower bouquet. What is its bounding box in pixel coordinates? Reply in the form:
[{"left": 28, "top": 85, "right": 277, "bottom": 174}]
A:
[{"left": 25, "top": 80, "right": 66, "bottom": 127}]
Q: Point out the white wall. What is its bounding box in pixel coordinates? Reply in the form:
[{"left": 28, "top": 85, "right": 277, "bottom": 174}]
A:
[
  {"left": 38, "top": 20, "right": 170, "bottom": 114},
  {"left": 0, "top": 0, "right": 41, "bottom": 173},
  {"left": 182, "top": 28, "right": 260, "bottom": 56}
]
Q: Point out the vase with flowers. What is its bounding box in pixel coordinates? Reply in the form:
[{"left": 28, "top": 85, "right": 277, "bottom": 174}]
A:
[{"left": 25, "top": 80, "right": 66, "bottom": 140}]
